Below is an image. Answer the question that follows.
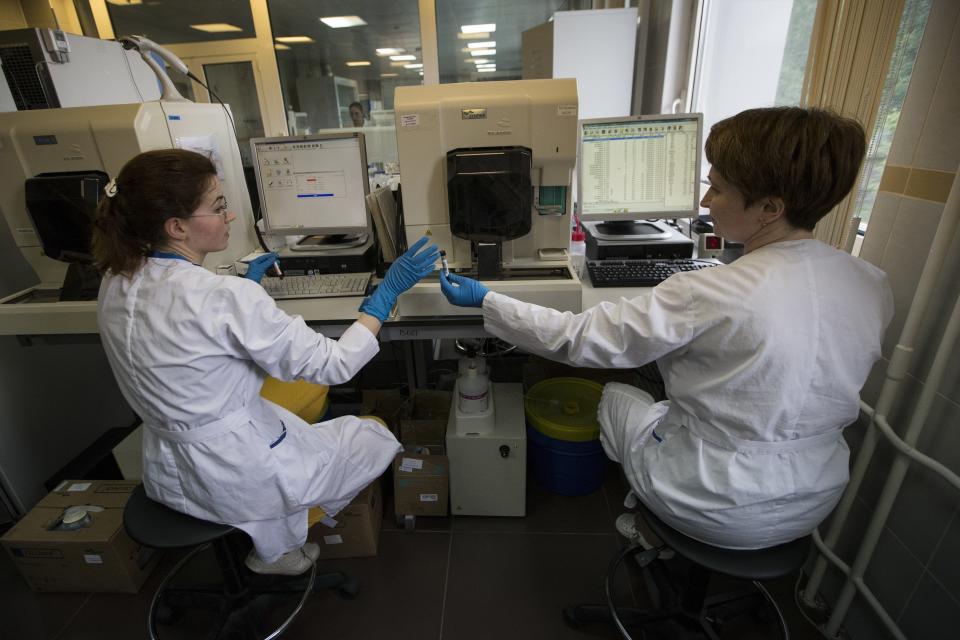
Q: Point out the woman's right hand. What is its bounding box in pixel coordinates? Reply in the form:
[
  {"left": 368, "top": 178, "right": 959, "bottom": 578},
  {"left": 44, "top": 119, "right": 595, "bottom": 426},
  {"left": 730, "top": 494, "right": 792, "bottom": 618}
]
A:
[{"left": 359, "top": 237, "right": 439, "bottom": 321}]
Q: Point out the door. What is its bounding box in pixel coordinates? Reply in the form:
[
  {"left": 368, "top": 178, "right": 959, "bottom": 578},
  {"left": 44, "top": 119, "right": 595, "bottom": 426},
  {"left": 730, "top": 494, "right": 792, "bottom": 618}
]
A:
[{"left": 181, "top": 54, "right": 270, "bottom": 167}]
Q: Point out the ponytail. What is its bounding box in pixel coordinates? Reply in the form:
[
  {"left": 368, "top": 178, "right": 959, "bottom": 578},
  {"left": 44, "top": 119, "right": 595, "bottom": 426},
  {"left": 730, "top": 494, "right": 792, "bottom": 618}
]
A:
[{"left": 92, "top": 196, "right": 146, "bottom": 276}]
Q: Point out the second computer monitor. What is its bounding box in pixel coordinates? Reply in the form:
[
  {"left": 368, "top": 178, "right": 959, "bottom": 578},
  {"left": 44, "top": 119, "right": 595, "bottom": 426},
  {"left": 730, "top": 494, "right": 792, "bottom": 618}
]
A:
[
  {"left": 577, "top": 113, "right": 702, "bottom": 222},
  {"left": 251, "top": 132, "right": 369, "bottom": 236}
]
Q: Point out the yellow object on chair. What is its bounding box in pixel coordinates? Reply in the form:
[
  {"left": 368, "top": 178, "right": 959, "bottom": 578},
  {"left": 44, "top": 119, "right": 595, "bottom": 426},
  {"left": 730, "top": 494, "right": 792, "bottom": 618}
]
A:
[{"left": 259, "top": 378, "right": 331, "bottom": 424}]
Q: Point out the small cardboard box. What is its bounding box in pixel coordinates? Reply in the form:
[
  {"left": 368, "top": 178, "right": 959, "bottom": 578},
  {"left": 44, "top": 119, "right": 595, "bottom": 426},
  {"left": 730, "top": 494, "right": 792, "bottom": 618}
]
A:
[
  {"left": 393, "top": 453, "right": 449, "bottom": 517},
  {"left": 1, "top": 480, "right": 161, "bottom": 593},
  {"left": 306, "top": 480, "right": 382, "bottom": 559},
  {"left": 361, "top": 389, "right": 407, "bottom": 438},
  {"left": 400, "top": 390, "right": 452, "bottom": 448}
]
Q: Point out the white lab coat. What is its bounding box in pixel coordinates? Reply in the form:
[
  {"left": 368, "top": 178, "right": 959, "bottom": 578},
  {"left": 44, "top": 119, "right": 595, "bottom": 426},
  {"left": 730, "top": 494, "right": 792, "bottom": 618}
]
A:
[
  {"left": 484, "top": 239, "right": 893, "bottom": 549},
  {"left": 98, "top": 257, "right": 401, "bottom": 561}
]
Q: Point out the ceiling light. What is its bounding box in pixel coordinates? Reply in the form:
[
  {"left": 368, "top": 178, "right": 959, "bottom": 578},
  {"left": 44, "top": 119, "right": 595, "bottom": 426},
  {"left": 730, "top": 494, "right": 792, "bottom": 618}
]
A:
[
  {"left": 477, "top": 63, "right": 496, "bottom": 68},
  {"left": 346, "top": 61, "right": 371, "bottom": 67},
  {"left": 471, "top": 49, "right": 495, "bottom": 56},
  {"left": 189, "top": 23, "right": 243, "bottom": 33},
  {"left": 319, "top": 16, "right": 367, "bottom": 28},
  {"left": 376, "top": 48, "right": 404, "bottom": 56},
  {"left": 274, "top": 43, "right": 291, "bottom": 50},
  {"left": 390, "top": 54, "right": 416, "bottom": 61},
  {"left": 467, "top": 41, "right": 496, "bottom": 49},
  {"left": 404, "top": 63, "right": 423, "bottom": 69},
  {"left": 381, "top": 72, "right": 399, "bottom": 77},
  {"left": 391, "top": 61, "right": 412, "bottom": 67},
  {"left": 275, "top": 36, "right": 315, "bottom": 44},
  {"left": 470, "top": 58, "right": 489, "bottom": 65},
  {"left": 461, "top": 24, "right": 496, "bottom": 34},
  {"left": 106, "top": 0, "right": 142, "bottom": 5},
  {"left": 478, "top": 68, "right": 496, "bottom": 73},
  {"left": 457, "top": 32, "right": 490, "bottom": 40}
]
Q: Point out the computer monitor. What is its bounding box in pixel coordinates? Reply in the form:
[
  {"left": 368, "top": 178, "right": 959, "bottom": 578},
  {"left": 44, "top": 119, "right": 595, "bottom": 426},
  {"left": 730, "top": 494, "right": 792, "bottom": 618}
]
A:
[
  {"left": 577, "top": 113, "right": 702, "bottom": 227},
  {"left": 251, "top": 132, "right": 370, "bottom": 236}
]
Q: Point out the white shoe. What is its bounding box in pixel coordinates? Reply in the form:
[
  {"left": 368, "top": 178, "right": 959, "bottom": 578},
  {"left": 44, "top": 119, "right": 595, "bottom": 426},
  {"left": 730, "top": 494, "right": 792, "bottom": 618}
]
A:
[
  {"left": 245, "top": 545, "right": 316, "bottom": 576},
  {"left": 615, "top": 513, "right": 674, "bottom": 560}
]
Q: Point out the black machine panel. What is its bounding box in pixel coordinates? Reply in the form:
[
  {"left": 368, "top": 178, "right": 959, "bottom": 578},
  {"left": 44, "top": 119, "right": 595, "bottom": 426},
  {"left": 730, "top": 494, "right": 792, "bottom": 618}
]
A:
[{"left": 446, "top": 146, "right": 532, "bottom": 242}]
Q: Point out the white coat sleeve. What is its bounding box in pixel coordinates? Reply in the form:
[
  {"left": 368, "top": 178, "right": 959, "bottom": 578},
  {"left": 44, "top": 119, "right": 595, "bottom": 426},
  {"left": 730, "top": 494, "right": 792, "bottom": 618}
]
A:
[
  {"left": 481, "top": 276, "right": 696, "bottom": 368},
  {"left": 210, "top": 279, "right": 379, "bottom": 385}
]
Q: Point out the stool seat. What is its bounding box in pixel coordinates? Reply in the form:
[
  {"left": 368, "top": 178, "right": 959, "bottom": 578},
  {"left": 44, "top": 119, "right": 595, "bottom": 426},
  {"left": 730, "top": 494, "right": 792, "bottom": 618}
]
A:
[
  {"left": 124, "top": 484, "right": 235, "bottom": 549},
  {"left": 640, "top": 504, "right": 811, "bottom": 581}
]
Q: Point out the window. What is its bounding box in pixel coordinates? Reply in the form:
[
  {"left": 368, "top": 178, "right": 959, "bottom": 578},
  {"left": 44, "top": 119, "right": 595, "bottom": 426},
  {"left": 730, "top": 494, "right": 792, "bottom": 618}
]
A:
[
  {"left": 688, "top": 0, "right": 818, "bottom": 181},
  {"left": 850, "top": 0, "right": 933, "bottom": 253},
  {"left": 266, "top": 0, "right": 423, "bottom": 172},
  {"left": 435, "top": 0, "right": 591, "bottom": 84}
]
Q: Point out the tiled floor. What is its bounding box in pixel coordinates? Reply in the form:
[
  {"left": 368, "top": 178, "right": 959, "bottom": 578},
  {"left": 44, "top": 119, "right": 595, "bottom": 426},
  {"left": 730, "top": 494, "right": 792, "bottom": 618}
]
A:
[{"left": 3, "top": 465, "right": 827, "bottom": 640}]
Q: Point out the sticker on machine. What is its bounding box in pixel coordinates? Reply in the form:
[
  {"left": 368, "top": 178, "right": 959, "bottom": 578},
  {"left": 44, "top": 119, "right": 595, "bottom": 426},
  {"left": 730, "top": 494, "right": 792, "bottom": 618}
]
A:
[
  {"left": 419, "top": 494, "right": 438, "bottom": 502},
  {"left": 83, "top": 554, "right": 103, "bottom": 565},
  {"left": 557, "top": 105, "right": 577, "bottom": 116},
  {"left": 323, "top": 535, "right": 344, "bottom": 545},
  {"left": 400, "top": 113, "right": 419, "bottom": 127}
]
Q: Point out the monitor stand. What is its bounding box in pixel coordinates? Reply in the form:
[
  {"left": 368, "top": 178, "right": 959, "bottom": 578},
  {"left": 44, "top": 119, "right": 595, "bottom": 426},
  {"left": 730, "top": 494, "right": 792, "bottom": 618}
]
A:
[
  {"left": 582, "top": 220, "right": 673, "bottom": 242},
  {"left": 288, "top": 232, "right": 369, "bottom": 252}
]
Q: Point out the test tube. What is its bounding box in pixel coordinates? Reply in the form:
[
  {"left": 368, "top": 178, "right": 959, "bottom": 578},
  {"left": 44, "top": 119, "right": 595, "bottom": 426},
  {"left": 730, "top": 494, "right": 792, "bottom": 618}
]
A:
[{"left": 440, "top": 250, "right": 449, "bottom": 276}]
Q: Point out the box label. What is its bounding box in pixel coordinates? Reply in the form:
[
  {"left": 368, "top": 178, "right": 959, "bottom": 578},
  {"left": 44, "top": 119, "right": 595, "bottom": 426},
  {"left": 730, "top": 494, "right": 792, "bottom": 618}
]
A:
[
  {"left": 419, "top": 494, "right": 438, "bottom": 502},
  {"left": 399, "top": 457, "right": 424, "bottom": 472},
  {"left": 83, "top": 554, "right": 103, "bottom": 565},
  {"left": 323, "top": 535, "right": 343, "bottom": 545},
  {"left": 400, "top": 114, "right": 419, "bottom": 127},
  {"left": 68, "top": 483, "right": 91, "bottom": 492}
]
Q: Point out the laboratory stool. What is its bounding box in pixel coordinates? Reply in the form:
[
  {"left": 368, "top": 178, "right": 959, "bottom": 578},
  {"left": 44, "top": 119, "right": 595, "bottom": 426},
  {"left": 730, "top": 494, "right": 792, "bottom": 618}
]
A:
[
  {"left": 124, "top": 484, "right": 359, "bottom": 640},
  {"left": 564, "top": 503, "right": 810, "bottom": 639}
]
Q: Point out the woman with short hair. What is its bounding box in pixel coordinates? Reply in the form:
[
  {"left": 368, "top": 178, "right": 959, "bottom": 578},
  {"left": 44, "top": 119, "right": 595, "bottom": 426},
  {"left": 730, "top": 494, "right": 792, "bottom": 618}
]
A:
[{"left": 441, "top": 107, "right": 893, "bottom": 550}]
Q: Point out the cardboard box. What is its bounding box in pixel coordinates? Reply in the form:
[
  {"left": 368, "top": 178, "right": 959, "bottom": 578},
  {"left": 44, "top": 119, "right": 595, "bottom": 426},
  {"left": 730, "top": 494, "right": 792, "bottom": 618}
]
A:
[
  {"left": 1, "top": 480, "right": 161, "bottom": 593},
  {"left": 361, "top": 389, "right": 407, "bottom": 438},
  {"left": 111, "top": 425, "right": 143, "bottom": 480},
  {"left": 306, "top": 480, "right": 382, "bottom": 559},
  {"left": 393, "top": 453, "right": 449, "bottom": 517},
  {"left": 400, "top": 390, "right": 452, "bottom": 449}
]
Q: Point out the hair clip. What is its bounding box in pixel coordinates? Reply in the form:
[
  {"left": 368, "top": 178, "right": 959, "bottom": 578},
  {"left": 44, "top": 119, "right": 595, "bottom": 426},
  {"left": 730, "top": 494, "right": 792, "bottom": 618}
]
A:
[{"left": 105, "top": 178, "right": 118, "bottom": 198}]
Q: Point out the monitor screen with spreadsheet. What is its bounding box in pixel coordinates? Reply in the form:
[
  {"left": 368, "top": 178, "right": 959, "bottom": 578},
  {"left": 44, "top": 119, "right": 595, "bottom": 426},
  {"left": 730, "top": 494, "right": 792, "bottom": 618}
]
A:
[
  {"left": 251, "top": 132, "right": 369, "bottom": 236},
  {"left": 577, "top": 113, "right": 702, "bottom": 222}
]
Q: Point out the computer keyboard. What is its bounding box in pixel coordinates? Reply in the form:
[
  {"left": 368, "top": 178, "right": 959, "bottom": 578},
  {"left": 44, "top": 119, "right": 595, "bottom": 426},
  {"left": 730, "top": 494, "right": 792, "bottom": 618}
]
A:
[
  {"left": 587, "top": 259, "right": 722, "bottom": 287},
  {"left": 262, "top": 272, "right": 371, "bottom": 299}
]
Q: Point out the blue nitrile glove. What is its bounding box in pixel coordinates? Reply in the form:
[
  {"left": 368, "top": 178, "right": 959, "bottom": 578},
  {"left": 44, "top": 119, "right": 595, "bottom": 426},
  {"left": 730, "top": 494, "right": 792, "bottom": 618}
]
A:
[
  {"left": 359, "top": 236, "right": 439, "bottom": 321},
  {"left": 244, "top": 252, "right": 280, "bottom": 283},
  {"left": 440, "top": 272, "right": 490, "bottom": 308}
]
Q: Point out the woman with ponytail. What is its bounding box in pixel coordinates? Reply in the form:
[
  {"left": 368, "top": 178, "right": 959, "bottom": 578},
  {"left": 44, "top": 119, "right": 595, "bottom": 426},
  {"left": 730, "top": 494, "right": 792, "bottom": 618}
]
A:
[{"left": 94, "top": 149, "right": 437, "bottom": 575}]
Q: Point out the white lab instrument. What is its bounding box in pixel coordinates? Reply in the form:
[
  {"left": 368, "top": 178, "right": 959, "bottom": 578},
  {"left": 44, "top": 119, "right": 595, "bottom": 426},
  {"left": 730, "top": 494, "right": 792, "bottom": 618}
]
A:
[
  {"left": 0, "top": 29, "right": 160, "bottom": 111},
  {"left": 0, "top": 102, "right": 259, "bottom": 297},
  {"left": 446, "top": 381, "right": 526, "bottom": 516},
  {"left": 394, "top": 79, "right": 582, "bottom": 316}
]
